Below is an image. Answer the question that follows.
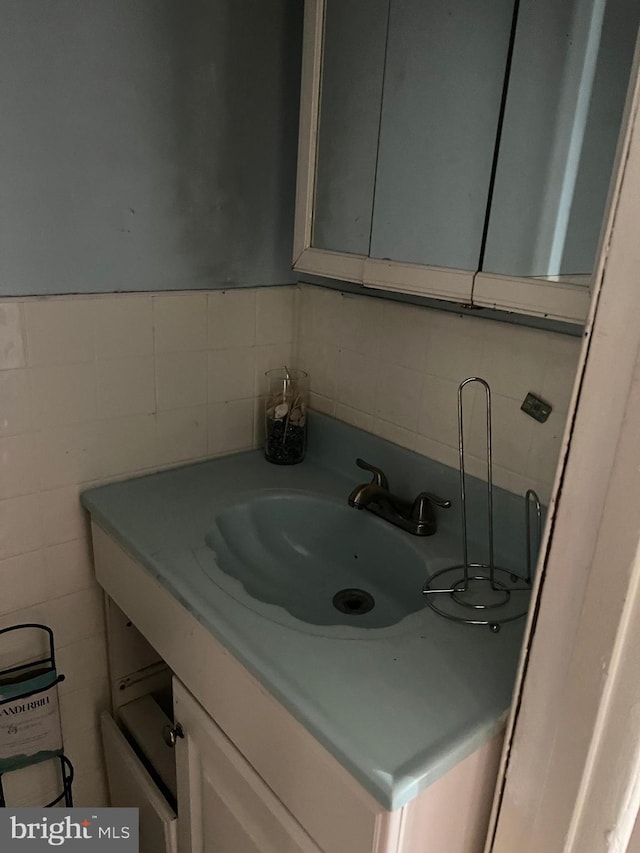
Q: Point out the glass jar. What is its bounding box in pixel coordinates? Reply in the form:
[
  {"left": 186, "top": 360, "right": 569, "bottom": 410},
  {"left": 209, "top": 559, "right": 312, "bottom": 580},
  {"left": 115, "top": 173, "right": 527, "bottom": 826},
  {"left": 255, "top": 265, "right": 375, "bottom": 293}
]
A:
[{"left": 264, "top": 368, "right": 309, "bottom": 465}]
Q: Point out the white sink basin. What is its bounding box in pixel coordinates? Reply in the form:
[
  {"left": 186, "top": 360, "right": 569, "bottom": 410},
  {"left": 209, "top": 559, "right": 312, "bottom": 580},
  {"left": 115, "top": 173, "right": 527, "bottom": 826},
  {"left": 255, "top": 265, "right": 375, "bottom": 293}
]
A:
[{"left": 204, "top": 490, "right": 430, "bottom": 628}]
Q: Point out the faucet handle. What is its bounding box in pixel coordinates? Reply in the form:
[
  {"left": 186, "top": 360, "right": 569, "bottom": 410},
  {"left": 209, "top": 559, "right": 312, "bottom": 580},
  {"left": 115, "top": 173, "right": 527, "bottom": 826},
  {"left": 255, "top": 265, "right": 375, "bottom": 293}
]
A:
[
  {"left": 355, "top": 458, "right": 389, "bottom": 490},
  {"left": 411, "top": 491, "right": 452, "bottom": 521}
]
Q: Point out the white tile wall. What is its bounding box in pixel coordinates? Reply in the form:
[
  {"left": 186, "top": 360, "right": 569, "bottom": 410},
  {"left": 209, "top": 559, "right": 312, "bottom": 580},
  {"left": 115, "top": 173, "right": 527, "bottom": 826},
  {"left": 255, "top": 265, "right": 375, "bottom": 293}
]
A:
[
  {"left": 0, "top": 303, "right": 26, "bottom": 369},
  {"left": 208, "top": 290, "right": 257, "bottom": 348},
  {"left": 296, "top": 284, "right": 582, "bottom": 503},
  {"left": 256, "top": 287, "right": 295, "bottom": 346},
  {"left": 153, "top": 293, "right": 208, "bottom": 353},
  {"left": 156, "top": 351, "right": 208, "bottom": 411},
  {"left": 0, "top": 281, "right": 580, "bottom": 808},
  {"left": 24, "top": 300, "right": 95, "bottom": 366},
  {"left": 94, "top": 295, "right": 153, "bottom": 359},
  {"left": 0, "top": 286, "right": 295, "bottom": 807}
]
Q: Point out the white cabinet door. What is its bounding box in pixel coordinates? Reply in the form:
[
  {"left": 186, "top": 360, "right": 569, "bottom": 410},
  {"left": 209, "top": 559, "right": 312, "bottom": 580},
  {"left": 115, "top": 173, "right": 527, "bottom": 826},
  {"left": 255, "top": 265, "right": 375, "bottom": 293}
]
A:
[
  {"left": 101, "top": 712, "right": 178, "bottom": 853},
  {"left": 173, "top": 678, "right": 324, "bottom": 853}
]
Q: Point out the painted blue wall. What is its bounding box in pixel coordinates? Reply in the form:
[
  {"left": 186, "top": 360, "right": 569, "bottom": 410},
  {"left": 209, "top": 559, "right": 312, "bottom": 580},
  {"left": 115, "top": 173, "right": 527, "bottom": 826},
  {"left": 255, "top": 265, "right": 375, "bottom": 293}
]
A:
[{"left": 0, "top": 1, "right": 302, "bottom": 296}]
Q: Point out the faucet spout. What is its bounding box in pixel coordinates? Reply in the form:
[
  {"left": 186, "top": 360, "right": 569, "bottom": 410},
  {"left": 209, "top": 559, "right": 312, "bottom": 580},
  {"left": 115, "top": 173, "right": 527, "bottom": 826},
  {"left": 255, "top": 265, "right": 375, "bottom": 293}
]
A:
[
  {"left": 347, "top": 457, "right": 450, "bottom": 536},
  {"left": 348, "top": 482, "right": 405, "bottom": 514},
  {"left": 348, "top": 482, "right": 383, "bottom": 509}
]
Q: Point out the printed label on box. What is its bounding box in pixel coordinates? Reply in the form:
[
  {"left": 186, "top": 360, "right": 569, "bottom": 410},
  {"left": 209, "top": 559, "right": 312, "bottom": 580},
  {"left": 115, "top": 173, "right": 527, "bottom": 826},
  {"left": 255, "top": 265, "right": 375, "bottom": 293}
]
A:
[{"left": 0, "top": 671, "right": 63, "bottom": 772}]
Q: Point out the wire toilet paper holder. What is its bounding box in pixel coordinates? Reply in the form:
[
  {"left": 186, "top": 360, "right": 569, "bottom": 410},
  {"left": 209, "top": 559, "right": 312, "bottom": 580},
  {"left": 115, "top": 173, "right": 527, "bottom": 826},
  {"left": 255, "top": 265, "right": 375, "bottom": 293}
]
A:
[{"left": 422, "top": 377, "right": 541, "bottom": 632}]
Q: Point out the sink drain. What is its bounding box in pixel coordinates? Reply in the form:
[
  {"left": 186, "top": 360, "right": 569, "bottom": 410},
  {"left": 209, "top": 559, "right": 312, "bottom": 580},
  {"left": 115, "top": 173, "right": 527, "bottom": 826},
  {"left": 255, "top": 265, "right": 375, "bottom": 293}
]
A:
[{"left": 332, "top": 588, "right": 375, "bottom": 616}]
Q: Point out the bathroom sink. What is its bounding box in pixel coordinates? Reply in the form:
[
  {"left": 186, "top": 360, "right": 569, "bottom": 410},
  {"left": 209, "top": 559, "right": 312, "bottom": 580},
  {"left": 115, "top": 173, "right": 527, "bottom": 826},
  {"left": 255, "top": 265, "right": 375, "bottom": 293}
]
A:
[{"left": 204, "top": 490, "right": 430, "bottom": 628}]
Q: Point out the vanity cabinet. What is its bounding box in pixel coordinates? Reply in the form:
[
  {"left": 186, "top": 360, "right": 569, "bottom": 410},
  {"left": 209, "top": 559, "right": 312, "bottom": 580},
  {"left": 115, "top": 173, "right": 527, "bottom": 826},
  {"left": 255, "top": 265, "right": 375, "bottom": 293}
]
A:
[
  {"left": 102, "top": 653, "right": 320, "bottom": 852},
  {"left": 294, "top": 0, "right": 639, "bottom": 323},
  {"left": 93, "top": 522, "right": 504, "bottom": 853}
]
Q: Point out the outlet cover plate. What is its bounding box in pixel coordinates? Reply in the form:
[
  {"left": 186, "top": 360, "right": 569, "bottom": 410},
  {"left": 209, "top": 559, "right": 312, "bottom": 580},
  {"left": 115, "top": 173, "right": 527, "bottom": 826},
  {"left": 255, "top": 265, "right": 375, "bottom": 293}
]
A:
[{"left": 521, "top": 392, "right": 552, "bottom": 423}]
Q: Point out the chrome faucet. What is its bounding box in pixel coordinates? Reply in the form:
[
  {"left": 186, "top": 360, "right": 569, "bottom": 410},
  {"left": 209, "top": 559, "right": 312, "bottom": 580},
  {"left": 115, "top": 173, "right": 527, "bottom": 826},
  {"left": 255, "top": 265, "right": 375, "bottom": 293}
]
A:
[{"left": 348, "top": 458, "right": 451, "bottom": 536}]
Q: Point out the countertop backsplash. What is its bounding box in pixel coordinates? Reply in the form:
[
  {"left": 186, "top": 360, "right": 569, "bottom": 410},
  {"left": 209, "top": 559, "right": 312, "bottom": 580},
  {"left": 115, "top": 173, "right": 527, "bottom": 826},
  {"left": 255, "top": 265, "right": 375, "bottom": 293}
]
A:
[{"left": 296, "top": 284, "right": 581, "bottom": 506}]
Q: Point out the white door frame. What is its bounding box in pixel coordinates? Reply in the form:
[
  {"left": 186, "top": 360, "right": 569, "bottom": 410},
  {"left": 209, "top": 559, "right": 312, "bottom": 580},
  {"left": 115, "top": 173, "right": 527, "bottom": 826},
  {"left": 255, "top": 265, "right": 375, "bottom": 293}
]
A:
[{"left": 488, "top": 40, "right": 640, "bottom": 853}]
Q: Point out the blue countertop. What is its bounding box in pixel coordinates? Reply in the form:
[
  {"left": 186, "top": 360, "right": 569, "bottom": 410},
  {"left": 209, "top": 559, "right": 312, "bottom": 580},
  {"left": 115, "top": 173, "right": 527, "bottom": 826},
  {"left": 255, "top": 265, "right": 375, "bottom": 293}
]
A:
[{"left": 81, "top": 414, "right": 527, "bottom": 810}]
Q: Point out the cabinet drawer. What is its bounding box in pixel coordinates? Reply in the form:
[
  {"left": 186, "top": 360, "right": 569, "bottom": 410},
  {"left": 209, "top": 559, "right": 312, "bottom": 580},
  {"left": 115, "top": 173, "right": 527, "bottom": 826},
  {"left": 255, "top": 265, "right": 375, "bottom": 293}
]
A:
[
  {"left": 101, "top": 712, "right": 178, "bottom": 853},
  {"left": 174, "top": 678, "right": 324, "bottom": 853},
  {"left": 118, "top": 694, "right": 177, "bottom": 801}
]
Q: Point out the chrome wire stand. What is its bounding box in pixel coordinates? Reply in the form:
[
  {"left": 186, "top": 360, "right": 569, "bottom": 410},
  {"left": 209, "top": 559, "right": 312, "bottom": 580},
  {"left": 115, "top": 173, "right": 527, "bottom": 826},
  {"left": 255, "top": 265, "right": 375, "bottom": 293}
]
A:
[{"left": 423, "top": 377, "right": 541, "bottom": 632}]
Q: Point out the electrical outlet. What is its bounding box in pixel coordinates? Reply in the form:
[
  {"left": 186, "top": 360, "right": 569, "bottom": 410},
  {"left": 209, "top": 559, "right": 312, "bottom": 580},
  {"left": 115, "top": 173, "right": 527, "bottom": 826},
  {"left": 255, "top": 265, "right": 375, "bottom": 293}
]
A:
[{"left": 521, "top": 392, "right": 552, "bottom": 423}]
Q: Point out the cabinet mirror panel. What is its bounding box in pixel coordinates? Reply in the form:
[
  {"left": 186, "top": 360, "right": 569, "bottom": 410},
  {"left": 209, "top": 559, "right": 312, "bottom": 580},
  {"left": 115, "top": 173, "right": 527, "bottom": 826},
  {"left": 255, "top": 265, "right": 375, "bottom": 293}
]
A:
[
  {"left": 482, "top": 0, "right": 640, "bottom": 283},
  {"left": 369, "top": 0, "right": 513, "bottom": 270},
  {"left": 313, "top": 0, "right": 389, "bottom": 256},
  {"left": 312, "top": 0, "right": 515, "bottom": 272}
]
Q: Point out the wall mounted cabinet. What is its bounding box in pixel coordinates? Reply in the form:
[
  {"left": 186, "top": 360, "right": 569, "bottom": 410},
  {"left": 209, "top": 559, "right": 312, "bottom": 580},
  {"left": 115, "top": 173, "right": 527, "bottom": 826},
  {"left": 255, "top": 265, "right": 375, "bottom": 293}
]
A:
[{"left": 293, "top": 0, "right": 639, "bottom": 324}]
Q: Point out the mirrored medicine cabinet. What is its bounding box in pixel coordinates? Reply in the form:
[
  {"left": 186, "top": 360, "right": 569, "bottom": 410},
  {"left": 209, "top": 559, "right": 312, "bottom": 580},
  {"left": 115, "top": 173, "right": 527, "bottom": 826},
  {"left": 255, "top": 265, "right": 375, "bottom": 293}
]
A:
[{"left": 293, "top": 0, "right": 640, "bottom": 324}]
